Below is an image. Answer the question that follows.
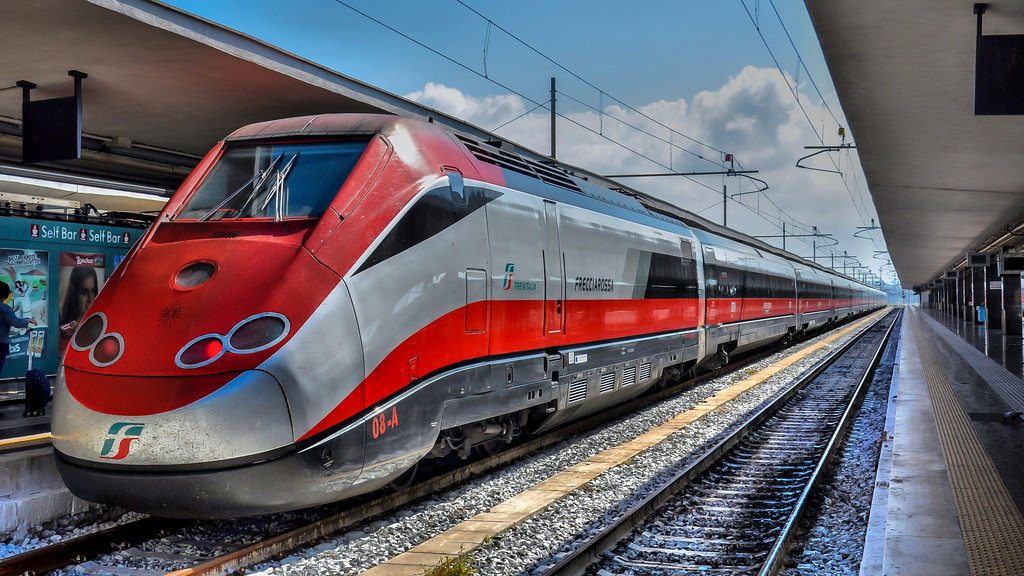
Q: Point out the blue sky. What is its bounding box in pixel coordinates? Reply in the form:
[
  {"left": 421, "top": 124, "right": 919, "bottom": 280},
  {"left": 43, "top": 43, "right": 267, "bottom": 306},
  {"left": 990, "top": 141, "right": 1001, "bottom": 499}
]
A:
[{"left": 164, "top": 0, "right": 891, "bottom": 284}]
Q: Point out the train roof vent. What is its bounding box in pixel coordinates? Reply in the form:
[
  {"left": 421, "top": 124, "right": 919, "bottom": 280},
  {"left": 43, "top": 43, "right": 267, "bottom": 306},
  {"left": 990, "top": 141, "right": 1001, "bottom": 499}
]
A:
[{"left": 458, "top": 135, "right": 583, "bottom": 194}]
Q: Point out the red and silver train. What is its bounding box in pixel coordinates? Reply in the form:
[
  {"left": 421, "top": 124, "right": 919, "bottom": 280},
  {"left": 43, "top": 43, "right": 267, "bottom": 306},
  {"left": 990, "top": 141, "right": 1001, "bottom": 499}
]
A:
[{"left": 52, "top": 114, "right": 885, "bottom": 517}]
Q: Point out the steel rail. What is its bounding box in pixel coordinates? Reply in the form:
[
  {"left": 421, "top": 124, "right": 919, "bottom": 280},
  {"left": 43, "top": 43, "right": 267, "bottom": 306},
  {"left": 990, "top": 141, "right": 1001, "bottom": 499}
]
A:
[
  {"left": 541, "top": 309, "right": 897, "bottom": 576},
  {"left": 0, "top": 517, "right": 192, "bottom": 576},
  {"left": 161, "top": 334, "right": 792, "bottom": 576},
  {"left": 0, "top": 335, "right": 772, "bottom": 576},
  {"left": 758, "top": 308, "right": 900, "bottom": 576}
]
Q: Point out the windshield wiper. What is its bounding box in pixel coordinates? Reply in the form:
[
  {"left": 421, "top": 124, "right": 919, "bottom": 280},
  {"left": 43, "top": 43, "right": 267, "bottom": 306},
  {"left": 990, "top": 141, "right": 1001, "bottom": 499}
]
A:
[
  {"left": 257, "top": 152, "right": 300, "bottom": 221},
  {"left": 198, "top": 153, "right": 284, "bottom": 222}
]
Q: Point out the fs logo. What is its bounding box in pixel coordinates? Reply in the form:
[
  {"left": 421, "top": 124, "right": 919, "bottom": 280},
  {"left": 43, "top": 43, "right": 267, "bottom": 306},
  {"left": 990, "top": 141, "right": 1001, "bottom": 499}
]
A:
[
  {"left": 99, "top": 422, "right": 145, "bottom": 460},
  {"left": 502, "top": 263, "right": 515, "bottom": 290}
]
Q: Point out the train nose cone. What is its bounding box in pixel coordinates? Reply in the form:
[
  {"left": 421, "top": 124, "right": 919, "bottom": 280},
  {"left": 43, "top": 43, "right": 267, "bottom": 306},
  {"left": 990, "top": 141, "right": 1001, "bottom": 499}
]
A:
[{"left": 52, "top": 369, "right": 293, "bottom": 466}]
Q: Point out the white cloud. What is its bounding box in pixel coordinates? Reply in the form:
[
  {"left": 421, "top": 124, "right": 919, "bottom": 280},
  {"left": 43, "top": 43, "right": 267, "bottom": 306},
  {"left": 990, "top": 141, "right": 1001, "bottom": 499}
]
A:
[
  {"left": 404, "top": 83, "right": 527, "bottom": 132},
  {"left": 405, "top": 67, "right": 888, "bottom": 284}
]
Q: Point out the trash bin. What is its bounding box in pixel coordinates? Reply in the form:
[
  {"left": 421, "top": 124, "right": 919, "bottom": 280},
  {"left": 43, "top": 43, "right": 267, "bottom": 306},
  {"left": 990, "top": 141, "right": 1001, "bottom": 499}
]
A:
[{"left": 978, "top": 305, "right": 987, "bottom": 323}]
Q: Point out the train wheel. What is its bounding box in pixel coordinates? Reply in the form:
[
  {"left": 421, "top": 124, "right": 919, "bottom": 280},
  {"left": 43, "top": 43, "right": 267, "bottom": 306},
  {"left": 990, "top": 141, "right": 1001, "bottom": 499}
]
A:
[{"left": 475, "top": 438, "right": 505, "bottom": 457}]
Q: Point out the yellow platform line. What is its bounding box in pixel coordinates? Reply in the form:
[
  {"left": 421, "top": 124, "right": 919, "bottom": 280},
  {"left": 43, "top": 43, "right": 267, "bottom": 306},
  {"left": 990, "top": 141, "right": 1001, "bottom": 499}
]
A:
[
  {"left": 911, "top": 312, "right": 1024, "bottom": 576},
  {"left": 361, "top": 311, "right": 885, "bottom": 576},
  {"left": 0, "top": 432, "right": 51, "bottom": 448}
]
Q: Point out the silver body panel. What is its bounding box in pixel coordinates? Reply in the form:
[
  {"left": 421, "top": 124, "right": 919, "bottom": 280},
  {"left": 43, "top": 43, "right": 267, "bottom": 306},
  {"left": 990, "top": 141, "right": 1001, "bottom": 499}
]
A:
[
  {"left": 258, "top": 280, "right": 365, "bottom": 440},
  {"left": 52, "top": 368, "right": 292, "bottom": 466}
]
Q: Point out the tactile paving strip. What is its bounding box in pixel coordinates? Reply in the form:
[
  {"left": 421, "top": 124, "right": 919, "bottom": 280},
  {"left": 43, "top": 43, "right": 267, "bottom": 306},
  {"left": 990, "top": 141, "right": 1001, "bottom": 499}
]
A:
[
  {"left": 912, "top": 312, "right": 1024, "bottom": 575},
  {"left": 918, "top": 312, "right": 1024, "bottom": 412},
  {"left": 360, "top": 312, "right": 885, "bottom": 575}
]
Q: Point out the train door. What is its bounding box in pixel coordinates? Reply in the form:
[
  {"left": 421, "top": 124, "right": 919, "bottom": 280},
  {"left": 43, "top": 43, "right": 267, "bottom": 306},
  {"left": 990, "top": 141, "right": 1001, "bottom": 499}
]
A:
[
  {"left": 704, "top": 246, "right": 719, "bottom": 325},
  {"left": 543, "top": 200, "right": 564, "bottom": 335}
]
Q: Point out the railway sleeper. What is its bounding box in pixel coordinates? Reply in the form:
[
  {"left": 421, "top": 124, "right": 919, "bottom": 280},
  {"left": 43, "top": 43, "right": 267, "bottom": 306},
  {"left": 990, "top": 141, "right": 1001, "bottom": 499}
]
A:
[
  {"left": 626, "top": 541, "right": 765, "bottom": 558},
  {"left": 636, "top": 532, "right": 764, "bottom": 552},
  {"left": 608, "top": 557, "right": 761, "bottom": 573},
  {"left": 682, "top": 505, "right": 792, "bottom": 519},
  {"left": 684, "top": 491, "right": 802, "bottom": 504},
  {"left": 623, "top": 544, "right": 765, "bottom": 564},
  {"left": 690, "top": 488, "right": 802, "bottom": 501}
]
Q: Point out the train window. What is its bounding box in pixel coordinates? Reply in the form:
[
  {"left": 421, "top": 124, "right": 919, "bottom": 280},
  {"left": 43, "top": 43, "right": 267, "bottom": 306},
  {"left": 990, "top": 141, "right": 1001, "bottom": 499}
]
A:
[
  {"left": 644, "top": 252, "right": 698, "bottom": 299},
  {"left": 175, "top": 140, "right": 369, "bottom": 221},
  {"left": 710, "top": 264, "right": 744, "bottom": 298},
  {"left": 355, "top": 185, "right": 501, "bottom": 274},
  {"left": 774, "top": 274, "right": 795, "bottom": 299},
  {"left": 745, "top": 271, "right": 767, "bottom": 299}
]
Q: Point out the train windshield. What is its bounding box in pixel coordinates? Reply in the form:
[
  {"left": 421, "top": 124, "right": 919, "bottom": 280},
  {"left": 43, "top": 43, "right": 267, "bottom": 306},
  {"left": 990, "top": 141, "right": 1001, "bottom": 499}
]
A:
[{"left": 175, "top": 140, "right": 369, "bottom": 221}]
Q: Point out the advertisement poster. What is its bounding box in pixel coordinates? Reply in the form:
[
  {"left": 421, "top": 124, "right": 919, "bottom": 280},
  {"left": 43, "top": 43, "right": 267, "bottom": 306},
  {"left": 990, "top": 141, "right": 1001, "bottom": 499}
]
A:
[
  {"left": 0, "top": 249, "right": 49, "bottom": 368},
  {"left": 59, "top": 252, "right": 105, "bottom": 355}
]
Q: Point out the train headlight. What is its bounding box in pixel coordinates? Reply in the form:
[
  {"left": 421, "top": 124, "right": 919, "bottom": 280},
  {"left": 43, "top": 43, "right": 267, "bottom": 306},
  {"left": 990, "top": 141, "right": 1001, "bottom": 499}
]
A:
[
  {"left": 71, "top": 312, "right": 126, "bottom": 368},
  {"left": 91, "top": 333, "right": 124, "bottom": 367},
  {"left": 174, "top": 261, "right": 217, "bottom": 290},
  {"left": 73, "top": 313, "right": 106, "bottom": 350},
  {"left": 177, "top": 336, "right": 226, "bottom": 369},
  {"left": 175, "top": 313, "right": 289, "bottom": 369},
  {"left": 228, "top": 313, "right": 289, "bottom": 353}
]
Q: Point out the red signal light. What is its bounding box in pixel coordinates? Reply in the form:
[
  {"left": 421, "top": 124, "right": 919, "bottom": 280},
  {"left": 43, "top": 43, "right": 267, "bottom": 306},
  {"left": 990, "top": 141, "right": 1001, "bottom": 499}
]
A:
[
  {"left": 178, "top": 337, "right": 225, "bottom": 367},
  {"left": 93, "top": 335, "right": 123, "bottom": 365}
]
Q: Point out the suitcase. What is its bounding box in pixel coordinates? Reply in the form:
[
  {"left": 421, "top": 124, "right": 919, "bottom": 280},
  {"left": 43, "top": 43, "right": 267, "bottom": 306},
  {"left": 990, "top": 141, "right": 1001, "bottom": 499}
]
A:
[{"left": 22, "top": 339, "right": 50, "bottom": 417}]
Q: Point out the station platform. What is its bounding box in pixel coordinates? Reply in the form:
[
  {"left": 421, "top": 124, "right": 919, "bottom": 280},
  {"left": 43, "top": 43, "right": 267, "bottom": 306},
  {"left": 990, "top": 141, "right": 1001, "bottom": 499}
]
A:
[
  {"left": 0, "top": 401, "right": 50, "bottom": 441},
  {"left": 863, "top": 306, "right": 1024, "bottom": 575}
]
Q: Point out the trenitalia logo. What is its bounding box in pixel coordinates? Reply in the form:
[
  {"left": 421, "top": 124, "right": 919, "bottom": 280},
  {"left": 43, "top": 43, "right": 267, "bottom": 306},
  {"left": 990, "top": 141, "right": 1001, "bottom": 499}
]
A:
[
  {"left": 502, "top": 263, "right": 515, "bottom": 290},
  {"left": 501, "top": 262, "right": 537, "bottom": 291},
  {"left": 99, "top": 422, "right": 145, "bottom": 460}
]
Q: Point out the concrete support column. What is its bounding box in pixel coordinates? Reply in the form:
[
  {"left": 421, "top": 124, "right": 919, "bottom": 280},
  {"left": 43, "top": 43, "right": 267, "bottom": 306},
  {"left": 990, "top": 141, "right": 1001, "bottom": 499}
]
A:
[
  {"left": 1002, "top": 273, "right": 1022, "bottom": 336},
  {"left": 950, "top": 272, "right": 958, "bottom": 317},
  {"left": 960, "top": 271, "right": 969, "bottom": 321},
  {"left": 972, "top": 267, "right": 986, "bottom": 323},
  {"left": 986, "top": 263, "right": 1003, "bottom": 330},
  {"left": 963, "top": 269, "right": 974, "bottom": 324}
]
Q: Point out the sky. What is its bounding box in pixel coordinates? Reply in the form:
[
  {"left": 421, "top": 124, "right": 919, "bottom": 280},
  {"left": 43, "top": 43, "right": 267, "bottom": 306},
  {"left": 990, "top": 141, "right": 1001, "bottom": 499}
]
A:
[{"left": 164, "top": 0, "right": 894, "bottom": 286}]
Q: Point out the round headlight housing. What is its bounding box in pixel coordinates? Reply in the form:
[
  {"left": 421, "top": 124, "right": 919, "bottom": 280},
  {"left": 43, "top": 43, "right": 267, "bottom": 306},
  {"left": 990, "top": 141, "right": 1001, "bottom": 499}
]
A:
[
  {"left": 228, "top": 313, "right": 289, "bottom": 353},
  {"left": 90, "top": 333, "right": 124, "bottom": 367},
  {"left": 175, "top": 313, "right": 290, "bottom": 369},
  {"left": 176, "top": 336, "right": 225, "bottom": 369},
  {"left": 174, "top": 261, "right": 217, "bottom": 290},
  {"left": 73, "top": 313, "right": 106, "bottom": 351}
]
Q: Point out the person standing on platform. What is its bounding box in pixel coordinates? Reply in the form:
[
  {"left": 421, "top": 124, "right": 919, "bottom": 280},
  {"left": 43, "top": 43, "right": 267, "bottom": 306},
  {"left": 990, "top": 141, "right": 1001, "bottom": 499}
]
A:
[{"left": 0, "top": 280, "right": 36, "bottom": 379}]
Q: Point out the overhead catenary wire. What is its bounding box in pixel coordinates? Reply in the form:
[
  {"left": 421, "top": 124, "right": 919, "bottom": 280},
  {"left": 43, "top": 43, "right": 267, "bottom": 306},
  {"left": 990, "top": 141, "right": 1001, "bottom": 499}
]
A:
[
  {"left": 738, "top": 0, "right": 874, "bottom": 228},
  {"left": 330, "top": 0, "right": 862, "bottom": 272},
  {"left": 450, "top": 1, "right": 842, "bottom": 247},
  {"left": 332, "top": 0, "right": 730, "bottom": 175},
  {"left": 736, "top": 1, "right": 894, "bottom": 283},
  {"left": 555, "top": 112, "right": 723, "bottom": 195},
  {"left": 556, "top": 90, "right": 724, "bottom": 169},
  {"left": 330, "top": 0, "right": 551, "bottom": 118},
  {"left": 331, "top": 0, "right": 724, "bottom": 192},
  {"left": 491, "top": 101, "right": 547, "bottom": 132},
  {"left": 454, "top": 0, "right": 727, "bottom": 158},
  {"left": 764, "top": 0, "right": 842, "bottom": 129}
]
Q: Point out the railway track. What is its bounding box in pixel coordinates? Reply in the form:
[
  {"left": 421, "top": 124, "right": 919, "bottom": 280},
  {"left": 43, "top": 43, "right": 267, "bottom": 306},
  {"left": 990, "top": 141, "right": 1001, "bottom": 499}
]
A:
[
  {"left": 0, "top": 313, "right": 883, "bottom": 576},
  {"left": 544, "top": 308, "right": 900, "bottom": 576}
]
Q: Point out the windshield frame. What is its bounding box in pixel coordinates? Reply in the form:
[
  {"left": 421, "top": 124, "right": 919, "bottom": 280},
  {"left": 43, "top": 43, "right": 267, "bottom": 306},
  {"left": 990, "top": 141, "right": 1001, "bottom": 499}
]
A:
[{"left": 171, "top": 138, "right": 370, "bottom": 222}]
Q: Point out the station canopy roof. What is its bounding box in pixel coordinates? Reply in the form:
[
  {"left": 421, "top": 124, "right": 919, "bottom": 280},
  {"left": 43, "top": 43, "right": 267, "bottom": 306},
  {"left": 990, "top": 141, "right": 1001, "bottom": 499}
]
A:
[
  {"left": 805, "top": 1, "right": 1024, "bottom": 289},
  {"left": 0, "top": 0, "right": 498, "bottom": 214}
]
